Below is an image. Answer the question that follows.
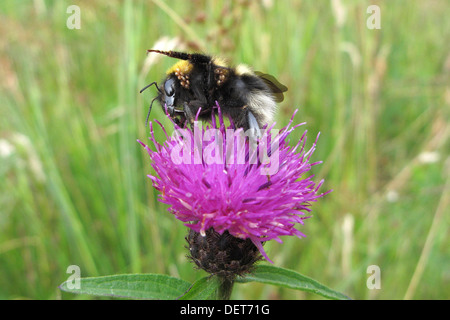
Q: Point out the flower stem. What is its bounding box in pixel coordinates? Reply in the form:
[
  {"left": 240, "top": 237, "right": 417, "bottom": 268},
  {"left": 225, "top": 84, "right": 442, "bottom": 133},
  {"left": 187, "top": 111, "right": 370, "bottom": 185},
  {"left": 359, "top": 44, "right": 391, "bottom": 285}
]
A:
[{"left": 217, "top": 276, "right": 234, "bottom": 300}]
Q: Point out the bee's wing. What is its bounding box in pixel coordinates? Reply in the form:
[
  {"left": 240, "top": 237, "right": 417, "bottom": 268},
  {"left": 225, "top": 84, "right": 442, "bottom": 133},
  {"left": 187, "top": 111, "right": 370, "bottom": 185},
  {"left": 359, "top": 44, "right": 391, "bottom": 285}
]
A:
[{"left": 255, "top": 71, "right": 288, "bottom": 103}]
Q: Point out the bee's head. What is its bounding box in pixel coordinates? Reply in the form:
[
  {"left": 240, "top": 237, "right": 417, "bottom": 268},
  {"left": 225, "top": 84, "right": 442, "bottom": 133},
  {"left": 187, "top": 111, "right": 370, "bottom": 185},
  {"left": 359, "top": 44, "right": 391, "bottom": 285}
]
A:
[{"left": 158, "top": 59, "right": 195, "bottom": 121}]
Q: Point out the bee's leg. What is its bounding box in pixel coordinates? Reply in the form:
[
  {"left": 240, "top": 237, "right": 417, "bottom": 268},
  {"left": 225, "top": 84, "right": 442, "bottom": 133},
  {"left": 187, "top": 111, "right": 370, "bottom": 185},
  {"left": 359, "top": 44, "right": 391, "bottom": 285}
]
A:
[
  {"left": 246, "top": 109, "right": 261, "bottom": 164},
  {"left": 247, "top": 109, "right": 262, "bottom": 139},
  {"left": 183, "top": 102, "right": 196, "bottom": 126},
  {"left": 184, "top": 100, "right": 205, "bottom": 125}
]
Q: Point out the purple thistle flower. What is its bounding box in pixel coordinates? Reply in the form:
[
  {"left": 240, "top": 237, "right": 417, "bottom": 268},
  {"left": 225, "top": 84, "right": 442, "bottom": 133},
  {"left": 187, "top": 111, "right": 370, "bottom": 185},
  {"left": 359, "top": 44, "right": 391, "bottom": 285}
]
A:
[{"left": 138, "top": 104, "right": 330, "bottom": 263}]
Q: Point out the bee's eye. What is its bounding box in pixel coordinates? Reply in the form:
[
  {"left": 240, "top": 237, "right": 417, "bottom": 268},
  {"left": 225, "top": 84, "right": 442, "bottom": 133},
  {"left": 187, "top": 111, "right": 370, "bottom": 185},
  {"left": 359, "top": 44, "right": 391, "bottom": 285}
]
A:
[{"left": 164, "top": 78, "right": 176, "bottom": 96}]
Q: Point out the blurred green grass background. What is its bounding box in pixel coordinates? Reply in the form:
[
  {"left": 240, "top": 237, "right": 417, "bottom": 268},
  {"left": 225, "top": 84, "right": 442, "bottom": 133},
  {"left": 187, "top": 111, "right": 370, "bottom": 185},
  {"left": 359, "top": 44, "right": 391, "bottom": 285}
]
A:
[{"left": 0, "top": 0, "right": 449, "bottom": 300}]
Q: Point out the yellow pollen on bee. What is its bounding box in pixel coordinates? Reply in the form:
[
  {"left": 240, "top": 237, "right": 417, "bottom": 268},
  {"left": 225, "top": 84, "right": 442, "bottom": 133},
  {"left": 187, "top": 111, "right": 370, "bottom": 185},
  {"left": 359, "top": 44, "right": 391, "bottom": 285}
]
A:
[{"left": 166, "top": 60, "right": 193, "bottom": 75}]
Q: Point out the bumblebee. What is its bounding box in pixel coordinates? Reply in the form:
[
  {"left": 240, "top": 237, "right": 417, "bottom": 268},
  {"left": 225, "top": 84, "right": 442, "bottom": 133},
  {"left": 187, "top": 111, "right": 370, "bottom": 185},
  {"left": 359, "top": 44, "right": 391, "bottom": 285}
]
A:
[{"left": 140, "top": 50, "right": 287, "bottom": 134}]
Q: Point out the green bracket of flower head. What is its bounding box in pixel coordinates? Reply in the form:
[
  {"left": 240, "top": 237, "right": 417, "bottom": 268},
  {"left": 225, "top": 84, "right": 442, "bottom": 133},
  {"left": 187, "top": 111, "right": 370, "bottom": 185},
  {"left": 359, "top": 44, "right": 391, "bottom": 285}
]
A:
[
  {"left": 59, "top": 266, "right": 350, "bottom": 300},
  {"left": 177, "top": 276, "right": 221, "bottom": 300}
]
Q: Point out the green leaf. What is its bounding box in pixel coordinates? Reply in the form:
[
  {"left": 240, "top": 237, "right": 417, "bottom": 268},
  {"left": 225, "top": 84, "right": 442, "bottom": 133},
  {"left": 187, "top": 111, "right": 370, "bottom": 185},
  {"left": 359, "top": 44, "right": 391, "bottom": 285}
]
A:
[
  {"left": 59, "top": 274, "right": 191, "bottom": 300},
  {"left": 237, "top": 265, "right": 351, "bottom": 300},
  {"left": 179, "top": 276, "right": 221, "bottom": 300}
]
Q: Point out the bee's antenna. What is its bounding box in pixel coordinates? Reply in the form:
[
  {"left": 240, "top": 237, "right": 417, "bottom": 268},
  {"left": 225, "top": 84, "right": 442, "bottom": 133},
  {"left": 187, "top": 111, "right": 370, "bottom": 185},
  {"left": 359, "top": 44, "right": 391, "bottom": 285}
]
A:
[
  {"left": 147, "top": 50, "right": 191, "bottom": 61},
  {"left": 140, "top": 82, "right": 162, "bottom": 127},
  {"left": 145, "top": 96, "right": 159, "bottom": 127},
  {"left": 140, "top": 81, "right": 162, "bottom": 94}
]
